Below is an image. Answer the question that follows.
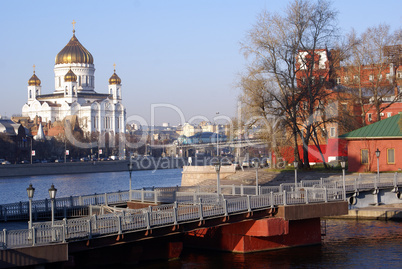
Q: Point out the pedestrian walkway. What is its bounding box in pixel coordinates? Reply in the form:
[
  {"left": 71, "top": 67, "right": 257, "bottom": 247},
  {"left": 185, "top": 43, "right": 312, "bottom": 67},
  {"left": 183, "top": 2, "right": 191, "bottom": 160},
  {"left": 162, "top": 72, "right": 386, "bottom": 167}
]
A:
[{"left": 196, "top": 168, "right": 344, "bottom": 187}]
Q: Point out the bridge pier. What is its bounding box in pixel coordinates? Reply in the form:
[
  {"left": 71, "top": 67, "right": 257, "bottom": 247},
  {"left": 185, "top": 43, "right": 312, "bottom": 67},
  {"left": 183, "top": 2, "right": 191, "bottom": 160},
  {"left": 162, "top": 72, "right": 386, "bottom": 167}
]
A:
[
  {"left": 184, "top": 201, "right": 348, "bottom": 253},
  {"left": 184, "top": 217, "right": 321, "bottom": 252}
]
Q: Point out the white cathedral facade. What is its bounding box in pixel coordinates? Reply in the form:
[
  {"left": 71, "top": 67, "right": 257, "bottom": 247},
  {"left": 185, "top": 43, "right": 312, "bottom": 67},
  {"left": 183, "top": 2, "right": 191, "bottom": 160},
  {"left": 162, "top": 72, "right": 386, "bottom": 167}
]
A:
[{"left": 22, "top": 26, "right": 126, "bottom": 135}]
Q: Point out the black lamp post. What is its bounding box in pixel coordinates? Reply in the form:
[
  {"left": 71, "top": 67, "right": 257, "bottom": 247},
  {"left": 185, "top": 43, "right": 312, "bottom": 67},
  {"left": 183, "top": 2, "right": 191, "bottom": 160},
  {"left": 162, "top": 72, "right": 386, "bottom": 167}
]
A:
[
  {"left": 128, "top": 159, "right": 133, "bottom": 200},
  {"left": 48, "top": 184, "right": 57, "bottom": 226},
  {"left": 212, "top": 159, "right": 221, "bottom": 195},
  {"left": 293, "top": 161, "right": 298, "bottom": 190},
  {"left": 375, "top": 148, "right": 380, "bottom": 187},
  {"left": 26, "top": 184, "right": 35, "bottom": 230},
  {"left": 341, "top": 161, "right": 346, "bottom": 201},
  {"left": 253, "top": 160, "right": 259, "bottom": 195}
]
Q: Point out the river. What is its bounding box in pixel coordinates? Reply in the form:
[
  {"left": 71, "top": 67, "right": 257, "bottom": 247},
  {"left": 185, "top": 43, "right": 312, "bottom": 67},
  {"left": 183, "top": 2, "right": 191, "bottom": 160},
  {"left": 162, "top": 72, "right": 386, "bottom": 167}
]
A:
[{"left": 0, "top": 169, "right": 401, "bottom": 268}]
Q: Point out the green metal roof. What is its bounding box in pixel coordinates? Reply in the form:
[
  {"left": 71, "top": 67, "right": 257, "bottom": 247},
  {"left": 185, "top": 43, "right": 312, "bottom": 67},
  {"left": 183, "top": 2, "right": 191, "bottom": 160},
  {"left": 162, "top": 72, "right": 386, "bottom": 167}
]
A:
[{"left": 339, "top": 113, "right": 402, "bottom": 139}]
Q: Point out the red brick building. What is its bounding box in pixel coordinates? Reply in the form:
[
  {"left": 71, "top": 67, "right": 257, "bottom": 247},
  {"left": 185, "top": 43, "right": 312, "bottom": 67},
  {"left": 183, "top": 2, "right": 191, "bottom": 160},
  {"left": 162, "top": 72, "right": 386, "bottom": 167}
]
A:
[{"left": 340, "top": 113, "right": 402, "bottom": 172}]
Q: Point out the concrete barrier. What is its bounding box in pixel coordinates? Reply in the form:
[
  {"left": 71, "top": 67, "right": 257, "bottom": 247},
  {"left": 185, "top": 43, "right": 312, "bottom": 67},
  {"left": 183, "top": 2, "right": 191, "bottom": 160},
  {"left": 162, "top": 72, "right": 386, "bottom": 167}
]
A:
[
  {"left": 181, "top": 165, "right": 236, "bottom": 186},
  {"left": 0, "top": 158, "right": 185, "bottom": 178}
]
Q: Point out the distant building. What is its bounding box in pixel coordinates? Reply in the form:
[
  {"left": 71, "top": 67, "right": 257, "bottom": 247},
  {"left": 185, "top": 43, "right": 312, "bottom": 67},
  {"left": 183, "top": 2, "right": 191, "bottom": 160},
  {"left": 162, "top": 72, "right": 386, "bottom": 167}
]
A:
[{"left": 21, "top": 22, "right": 126, "bottom": 135}]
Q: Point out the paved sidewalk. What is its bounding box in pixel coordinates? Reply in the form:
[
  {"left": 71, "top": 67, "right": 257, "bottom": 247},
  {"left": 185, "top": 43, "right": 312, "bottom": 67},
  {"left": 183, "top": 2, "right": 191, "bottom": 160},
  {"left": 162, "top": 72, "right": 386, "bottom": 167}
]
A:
[{"left": 196, "top": 168, "right": 345, "bottom": 186}]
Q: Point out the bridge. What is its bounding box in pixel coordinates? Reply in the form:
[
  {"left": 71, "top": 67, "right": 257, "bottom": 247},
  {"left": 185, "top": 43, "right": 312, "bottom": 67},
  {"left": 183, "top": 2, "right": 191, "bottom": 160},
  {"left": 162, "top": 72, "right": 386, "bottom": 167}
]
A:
[{"left": 0, "top": 172, "right": 401, "bottom": 267}]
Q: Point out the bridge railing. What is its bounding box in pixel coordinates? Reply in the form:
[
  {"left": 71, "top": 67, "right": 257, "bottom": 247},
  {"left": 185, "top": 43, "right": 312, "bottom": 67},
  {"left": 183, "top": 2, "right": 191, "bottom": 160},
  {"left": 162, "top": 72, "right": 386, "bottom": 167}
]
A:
[
  {"left": 1, "top": 186, "right": 347, "bottom": 249},
  {"left": 1, "top": 172, "right": 400, "bottom": 222}
]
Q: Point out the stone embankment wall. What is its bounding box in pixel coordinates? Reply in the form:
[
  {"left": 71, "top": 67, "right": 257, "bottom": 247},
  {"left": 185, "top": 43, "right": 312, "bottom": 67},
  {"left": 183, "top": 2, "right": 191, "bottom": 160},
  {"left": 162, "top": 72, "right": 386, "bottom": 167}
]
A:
[
  {"left": 0, "top": 158, "right": 185, "bottom": 178},
  {"left": 181, "top": 165, "right": 236, "bottom": 186}
]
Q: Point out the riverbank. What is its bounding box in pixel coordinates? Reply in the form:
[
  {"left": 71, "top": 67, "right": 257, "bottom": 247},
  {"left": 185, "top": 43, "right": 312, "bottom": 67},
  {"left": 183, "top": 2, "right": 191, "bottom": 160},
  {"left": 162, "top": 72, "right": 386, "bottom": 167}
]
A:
[{"left": 0, "top": 157, "right": 185, "bottom": 178}]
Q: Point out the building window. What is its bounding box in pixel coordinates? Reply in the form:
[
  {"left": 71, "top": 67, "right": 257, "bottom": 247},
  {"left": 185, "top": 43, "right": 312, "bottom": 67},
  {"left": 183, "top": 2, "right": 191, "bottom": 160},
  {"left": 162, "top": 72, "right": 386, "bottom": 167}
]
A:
[
  {"left": 336, "top": 77, "right": 341, "bottom": 84},
  {"left": 369, "top": 74, "right": 374, "bottom": 81},
  {"left": 368, "top": 113, "right": 372, "bottom": 122},
  {"left": 330, "top": 127, "right": 336, "bottom": 137},
  {"left": 344, "top": 76, "right": 349, "bottom": 83},
  {"left": 301, "top": 77, "right": 306, "bottom": 84},
  {"left": 361, "top": 149, "right": 369, "bottom": 164},
  {"left": 386, "top": 73, "right": 391, "bottom": 81},
  {"left": 303, "top": 101, "right": 308, "bottom": 110},
  {"left": 353, "top": 75, "right": 359, "bottom": 82},
  {"left": 387, "top": 112, "right": 392, "bottom": 118},
  {"left": 397, "top": 71, "right": 402, "bottom": 79},
  {"left": 387, "top": 148, "right": 395, "bottom": 164},
  {"left": 319, "top": 76, "right": 325, "bottom": 83}
]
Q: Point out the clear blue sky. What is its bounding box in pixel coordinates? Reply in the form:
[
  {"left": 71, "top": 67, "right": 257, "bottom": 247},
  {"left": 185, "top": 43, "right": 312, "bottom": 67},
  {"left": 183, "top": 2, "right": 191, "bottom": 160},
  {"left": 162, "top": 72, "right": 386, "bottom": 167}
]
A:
[{"left": 1, "top": 0, "right": 401, "bottom": 126}]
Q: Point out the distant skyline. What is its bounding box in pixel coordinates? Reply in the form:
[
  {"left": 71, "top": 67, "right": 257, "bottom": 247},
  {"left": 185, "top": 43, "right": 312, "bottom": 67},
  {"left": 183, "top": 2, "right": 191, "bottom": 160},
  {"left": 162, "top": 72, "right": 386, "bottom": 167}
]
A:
[{"left": 1, "top": 0, "right": 401, "bottom": 126}]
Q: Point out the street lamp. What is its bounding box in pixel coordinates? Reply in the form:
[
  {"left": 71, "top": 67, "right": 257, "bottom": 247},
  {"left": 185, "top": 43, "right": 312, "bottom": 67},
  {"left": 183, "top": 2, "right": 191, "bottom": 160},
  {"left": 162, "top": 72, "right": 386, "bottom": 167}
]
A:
[
  {"left": 48, "top": 184, "right": 57, "bottom": 226},
  {"left": 253, "top": 160, "right": 259, "bottom": 195},
  {"left": 293, "top": 161, "right": 298, "bottom": 190},
  {"left": 341, "top": 161, "right": 346, "bottom": 201},
  {"left": 26, "top": 184, "right": 35, "bottom": 231},
  {"left": 128, "top": 158, "right": 133, "bottom": 201},
  {"left": 375, "top": 148, "right": 380, "bottom": 188},
  {"left": 212, "top": 159, "right": 221, "bottom": 195}
]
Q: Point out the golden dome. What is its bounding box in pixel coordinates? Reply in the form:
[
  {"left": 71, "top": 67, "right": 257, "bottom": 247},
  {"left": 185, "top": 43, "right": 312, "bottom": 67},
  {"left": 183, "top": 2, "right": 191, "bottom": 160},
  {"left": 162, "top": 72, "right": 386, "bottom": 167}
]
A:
[
  {"left": 55, "top": 33, "right": 93, "bottom": 64},
  {"left": 28, "top": 72, "right": 41, "bottom": 86},
  {"left": 109, "top": 70, "right": 121, "bottom": 85},
  {"left": 64, "top": 68, "right": 77, "bottom": 82}
]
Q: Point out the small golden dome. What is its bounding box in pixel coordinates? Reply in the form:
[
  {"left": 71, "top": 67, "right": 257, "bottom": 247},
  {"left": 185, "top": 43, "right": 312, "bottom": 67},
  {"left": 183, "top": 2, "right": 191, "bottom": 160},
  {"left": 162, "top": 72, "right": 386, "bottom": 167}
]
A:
[
  {"left": 109, "top": 70, "right": 121, "bottom": 85},
  {"left": 28, "top": 72, "right": 41, "bottom": 86},
  {"left": 64, "top": 68, "right": 77, "bottom": 82},
  {"left": 55, "top": 34, "right": 93, "bottom": 64}
]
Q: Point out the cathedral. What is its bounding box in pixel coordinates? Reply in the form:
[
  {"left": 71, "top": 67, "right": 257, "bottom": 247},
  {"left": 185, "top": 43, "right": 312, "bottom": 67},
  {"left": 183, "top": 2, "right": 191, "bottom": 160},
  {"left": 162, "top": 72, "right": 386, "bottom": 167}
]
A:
[{"left": 22, "top": 22, "right": 126, "bottom": 135}]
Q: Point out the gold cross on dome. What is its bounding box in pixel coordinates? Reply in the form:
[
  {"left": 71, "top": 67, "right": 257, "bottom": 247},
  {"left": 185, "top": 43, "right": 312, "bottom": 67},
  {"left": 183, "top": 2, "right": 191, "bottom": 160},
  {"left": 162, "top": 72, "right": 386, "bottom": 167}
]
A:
[
  {"left": 72, "top": 20, "right": 76, "bottom": 33},
  {"left": 113, "top": 63, "right": 116, "bottom": 72},
  {"left": 33, "top": 64, "right": 36, "bottom": 73}
]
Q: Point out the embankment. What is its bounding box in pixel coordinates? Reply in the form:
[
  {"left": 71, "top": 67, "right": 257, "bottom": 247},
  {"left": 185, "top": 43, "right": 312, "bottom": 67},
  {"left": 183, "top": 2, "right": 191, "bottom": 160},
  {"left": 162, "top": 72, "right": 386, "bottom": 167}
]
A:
[{"left": 0, "top": 157, "right": 185, "bottom": 178}]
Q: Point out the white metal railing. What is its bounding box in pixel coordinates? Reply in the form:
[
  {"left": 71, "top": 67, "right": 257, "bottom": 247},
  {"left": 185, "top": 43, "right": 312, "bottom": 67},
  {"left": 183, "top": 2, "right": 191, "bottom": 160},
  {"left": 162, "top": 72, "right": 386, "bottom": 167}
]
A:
[
  {"left": 1, "top": 172, "right": 401, "bottom": 249},
  {"left": 0, "top": 187, "right": 344, "bottom": 249},
  {"left": 1, "top": 172, "right": 400, "bottom": 222}
]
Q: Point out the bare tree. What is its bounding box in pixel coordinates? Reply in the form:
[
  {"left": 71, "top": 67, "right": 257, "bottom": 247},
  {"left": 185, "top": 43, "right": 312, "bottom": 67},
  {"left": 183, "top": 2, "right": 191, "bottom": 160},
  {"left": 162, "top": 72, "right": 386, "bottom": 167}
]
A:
[
  {"left": 239, "top": 0, "right": 338, "bottom": 168},
  {"left": 342, "top": 25, "right": 402, "bottom": 124}
]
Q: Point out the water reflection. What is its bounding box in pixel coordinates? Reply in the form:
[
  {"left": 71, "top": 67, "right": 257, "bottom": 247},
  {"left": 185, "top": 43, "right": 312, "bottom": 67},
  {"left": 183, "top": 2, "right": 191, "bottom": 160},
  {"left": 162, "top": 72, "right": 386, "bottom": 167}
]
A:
[
  {"left": 132, "top": 219, "right": 401, "bottom": 269},
  {"left": 0, "top": 169, "right": 183, "bottom": 204}
]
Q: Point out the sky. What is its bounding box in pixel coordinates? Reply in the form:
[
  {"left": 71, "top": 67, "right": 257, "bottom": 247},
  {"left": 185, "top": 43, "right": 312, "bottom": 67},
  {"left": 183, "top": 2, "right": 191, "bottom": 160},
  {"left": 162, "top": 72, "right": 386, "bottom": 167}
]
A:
[{"left": 0, "top": 0, "right": 401, "bottom": 126}]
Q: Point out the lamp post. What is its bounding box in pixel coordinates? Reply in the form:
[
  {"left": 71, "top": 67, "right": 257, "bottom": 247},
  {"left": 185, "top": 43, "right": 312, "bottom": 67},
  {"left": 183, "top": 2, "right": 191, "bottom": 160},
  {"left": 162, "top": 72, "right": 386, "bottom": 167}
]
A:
[
  {"left": 253, "top": 160, "right": 259, "bottom": 195},
  {"left": 128, "top": 158, "right": 133, "bottom": 201},
  {"left": 48, "top": 184, "right": 57, "bottom": 226},
  {"left": 341, "top": 161, "right": 346, "bottom": 201},
  {"left": 216, "top": 112, "right": 219, "bottom": 157},
  {"left": 293, "top": 161, "right": 298, "bottom": 190},
  {"left": 26, "top": 184, "right": 35, "bottom": 231},
  {"left": 212, "top": 159, "right": 221, "bottom": 195},
  {"left": 375, "top": 148, "right": 380, "bottom": 188}
]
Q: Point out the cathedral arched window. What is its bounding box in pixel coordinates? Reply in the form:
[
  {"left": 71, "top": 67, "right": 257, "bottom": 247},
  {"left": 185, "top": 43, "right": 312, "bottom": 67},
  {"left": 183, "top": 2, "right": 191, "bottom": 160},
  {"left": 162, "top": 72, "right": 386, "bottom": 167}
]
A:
[
  {"left": 29, "top": 90, "right": 32, "bottom": 99},
  {"left": 117, "top": 88, "right": 120, "bottom": 98},
  {"left": 78, "top": 76, "right": 81, "bottom": 86},
  {"left": 58, "top": 77, "right": 61, "bottom": 87},
  {"left": 110, "top": 88, "right": 112, "bottom": 94},
  {"left": 36, "top": 90, "right": 39, "bottom": 96}
]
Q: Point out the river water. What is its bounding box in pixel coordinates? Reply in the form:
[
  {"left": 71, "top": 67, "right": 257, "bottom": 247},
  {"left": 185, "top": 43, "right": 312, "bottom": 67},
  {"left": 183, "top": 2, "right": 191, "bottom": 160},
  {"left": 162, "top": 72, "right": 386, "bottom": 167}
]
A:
[{"left": 0, "top": 169, "right": 401, "bottom": 268}]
